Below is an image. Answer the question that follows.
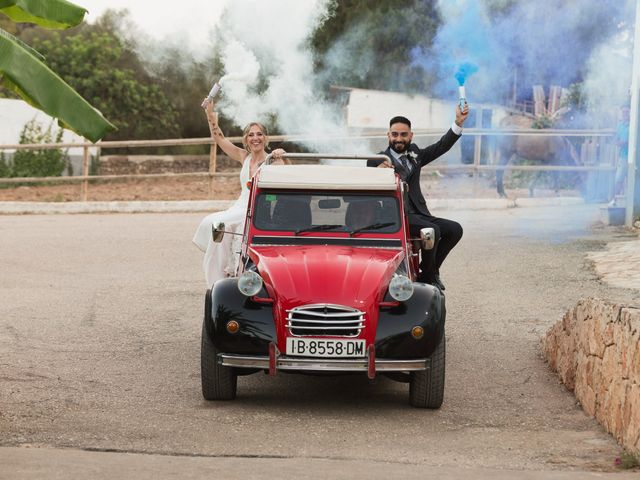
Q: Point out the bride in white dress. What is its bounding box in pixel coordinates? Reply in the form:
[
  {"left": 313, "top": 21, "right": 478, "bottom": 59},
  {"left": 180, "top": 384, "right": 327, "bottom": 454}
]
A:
[{"left": 193, "top": 100, "right": 285, "bottom": 288}]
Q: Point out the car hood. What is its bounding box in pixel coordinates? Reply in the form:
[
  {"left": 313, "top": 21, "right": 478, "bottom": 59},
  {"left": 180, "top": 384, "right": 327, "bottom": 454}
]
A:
[{"left": 249, "top": 244, "right": 404, "bottom": 310}]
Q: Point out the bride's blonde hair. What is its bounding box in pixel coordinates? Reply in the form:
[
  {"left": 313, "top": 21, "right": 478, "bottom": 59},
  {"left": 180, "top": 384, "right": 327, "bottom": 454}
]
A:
[{"left": 242, "top": 122, "right": 269, "bottom": 152}]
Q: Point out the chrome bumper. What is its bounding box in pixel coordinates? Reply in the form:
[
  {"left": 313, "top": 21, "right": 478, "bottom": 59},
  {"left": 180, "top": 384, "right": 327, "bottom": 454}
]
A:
[{"left": 220, "top": 353, "right": 429, "bottom": 372}]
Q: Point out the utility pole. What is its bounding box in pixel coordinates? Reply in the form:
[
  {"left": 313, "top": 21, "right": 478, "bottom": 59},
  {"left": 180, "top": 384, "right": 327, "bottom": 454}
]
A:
[{"left": 626, "top": 0, "right": 640, "bottom": 226}]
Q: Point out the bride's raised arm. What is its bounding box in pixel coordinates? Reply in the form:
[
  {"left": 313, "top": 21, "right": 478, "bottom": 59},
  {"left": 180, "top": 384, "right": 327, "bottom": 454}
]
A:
[{"left": 203, "top": 100, "right": 247, "bottom": 165}]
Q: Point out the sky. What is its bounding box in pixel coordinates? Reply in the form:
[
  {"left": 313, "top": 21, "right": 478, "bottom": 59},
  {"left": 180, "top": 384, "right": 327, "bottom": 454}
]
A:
[{"left": 78, "top": 0, "right": 228, "bottom": 51}]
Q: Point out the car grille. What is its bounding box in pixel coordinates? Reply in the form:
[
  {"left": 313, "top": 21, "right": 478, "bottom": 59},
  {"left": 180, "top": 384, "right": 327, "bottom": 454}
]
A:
[{"left": 286, "top": 304, "right": 365, "bottom": 338}]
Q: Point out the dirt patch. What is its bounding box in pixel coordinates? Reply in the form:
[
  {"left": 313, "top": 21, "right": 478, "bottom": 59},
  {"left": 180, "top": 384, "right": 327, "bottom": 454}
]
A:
[
  {"left": 0, "top": 171, "right": 578, "bottom": 202},
  {"left": 0, "top": 175, "right": 242, "bottom": 202}
]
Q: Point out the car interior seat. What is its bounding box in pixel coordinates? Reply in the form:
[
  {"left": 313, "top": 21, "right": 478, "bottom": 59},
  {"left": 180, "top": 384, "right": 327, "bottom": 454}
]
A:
[
  {"left": 271, "top": 197, "right": 312, "bottom": 231},
  {"left": 345, "top": 200, "right": 382, "bottom": 230}
]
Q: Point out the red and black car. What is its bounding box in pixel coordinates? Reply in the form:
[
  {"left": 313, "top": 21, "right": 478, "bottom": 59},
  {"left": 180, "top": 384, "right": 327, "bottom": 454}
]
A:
[{"left": 202, "top": 155, "right": 446, "bottom": 408}]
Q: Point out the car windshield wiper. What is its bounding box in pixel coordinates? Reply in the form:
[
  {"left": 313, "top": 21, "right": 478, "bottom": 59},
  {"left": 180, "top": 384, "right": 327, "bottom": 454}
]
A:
[
  {"left": 295, "top": 224, "right": 344, "bottom": 235},
  {"left": 349, "top": 222, "right": 395, "bottom": 236}
]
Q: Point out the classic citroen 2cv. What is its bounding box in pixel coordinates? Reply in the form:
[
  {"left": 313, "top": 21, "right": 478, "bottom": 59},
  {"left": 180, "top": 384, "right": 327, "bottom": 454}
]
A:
[{"left": 201, "top": 155, "right": 446, "bottom": 408}]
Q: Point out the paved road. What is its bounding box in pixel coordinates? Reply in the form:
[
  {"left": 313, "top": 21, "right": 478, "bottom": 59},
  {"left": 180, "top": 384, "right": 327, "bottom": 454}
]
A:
[{"left": 1, "top": 205, "right": 639, "bottom": 478}]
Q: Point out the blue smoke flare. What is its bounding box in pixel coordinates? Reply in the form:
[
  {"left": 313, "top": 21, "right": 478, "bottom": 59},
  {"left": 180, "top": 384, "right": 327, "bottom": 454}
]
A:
[{"left": 455, "top": 62, "right": 479, "bottom": 86}]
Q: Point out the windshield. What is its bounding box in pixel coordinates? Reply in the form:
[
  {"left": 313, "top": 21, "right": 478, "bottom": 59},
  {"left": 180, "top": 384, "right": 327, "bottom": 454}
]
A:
[{"left": 253, "top": 193, "right": 401, "bottom": 234}]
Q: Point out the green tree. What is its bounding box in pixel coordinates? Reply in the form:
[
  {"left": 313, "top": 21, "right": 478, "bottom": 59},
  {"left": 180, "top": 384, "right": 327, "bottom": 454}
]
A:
[
  {"left": 11, "top": 119, "right": 69, "bottom": 177},
  {"left": 148, "top": 41, "right": 246, "bottom": 148},
  {"left": 0, "top": 150, "right": 10, "bottom": 177},
  {"left": 150, "top": 46, "right": 213, "bottom": 141},
  {"left": 0, "top": 0, "right": 115, "bottom": 141},
  {"left": 311, "top": 0, "right": 441, "bottom": 93},
  {"left": 23, "top": 11, "right": 180, "bottom": 142}
]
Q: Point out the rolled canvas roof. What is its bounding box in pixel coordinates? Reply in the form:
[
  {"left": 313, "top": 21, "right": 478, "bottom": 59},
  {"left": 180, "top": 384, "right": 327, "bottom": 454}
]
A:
[{"left": 257, "top": 165, "right": 397, "bottom": 191}]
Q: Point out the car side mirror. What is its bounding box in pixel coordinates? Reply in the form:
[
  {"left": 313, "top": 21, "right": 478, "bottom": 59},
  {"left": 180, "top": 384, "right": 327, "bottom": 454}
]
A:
[
  {"left": 212, "top": 222, "right": 225, "bottom": 243},
  {"left": 420, "top": 227, "right": 435, "bottom": 250}
]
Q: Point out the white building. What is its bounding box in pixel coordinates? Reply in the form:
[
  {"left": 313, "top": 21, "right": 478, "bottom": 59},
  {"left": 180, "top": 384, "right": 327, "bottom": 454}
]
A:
[
  {"left": 338, "top": 86, "right": 511, "bottom": 164},
  {"left": 345, "top": 87, "right": 459, "bottom": 131},
  {"left": 343, "top": 86, "right": 512, "bottom": 130}
]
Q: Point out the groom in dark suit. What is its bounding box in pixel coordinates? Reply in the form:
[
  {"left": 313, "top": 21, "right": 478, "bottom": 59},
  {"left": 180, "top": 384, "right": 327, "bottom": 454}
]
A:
[{"left": 367, "top": 105, "right": 469, "bottom": 290}]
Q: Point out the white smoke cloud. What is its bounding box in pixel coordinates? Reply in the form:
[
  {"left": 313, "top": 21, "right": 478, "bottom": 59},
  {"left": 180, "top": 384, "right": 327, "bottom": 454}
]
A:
[
  {"left": 219, "top": 41, "right": 260, "bottom": 85},
  {"left": 83, "top": 0, "right": 353, "bottom": 151},
  {"left": 216, "top": 40, "right": 262, "bottom": 127},
  {"left": 582, "top": 28, "right": 633, "bottom": 125},
  {"left": 213, "top": 0, "right": 350, "bottom": 150}
]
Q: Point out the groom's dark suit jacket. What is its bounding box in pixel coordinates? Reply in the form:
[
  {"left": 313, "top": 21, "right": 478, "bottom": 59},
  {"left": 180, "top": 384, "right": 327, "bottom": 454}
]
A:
[{"left": 367, "top": 129, "right": 461, "bottom": 217}]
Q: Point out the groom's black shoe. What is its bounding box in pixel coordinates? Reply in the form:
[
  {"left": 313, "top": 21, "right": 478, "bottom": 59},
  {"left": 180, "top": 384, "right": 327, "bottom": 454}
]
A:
[
  {"left": 433, "top": 273, "right": 445, "bottom": 291},
  {"left": 417, "top": 271, "right": 445, "bottom": 291}
]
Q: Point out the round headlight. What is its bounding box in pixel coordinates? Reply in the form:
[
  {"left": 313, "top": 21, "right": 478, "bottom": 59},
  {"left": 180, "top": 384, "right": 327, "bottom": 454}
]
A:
[
  {"left": 238, "top": 271, "right": 263, "bottom": 297},
  {"left": 389, "top": 275, "right": 414, "bottom": 301}
]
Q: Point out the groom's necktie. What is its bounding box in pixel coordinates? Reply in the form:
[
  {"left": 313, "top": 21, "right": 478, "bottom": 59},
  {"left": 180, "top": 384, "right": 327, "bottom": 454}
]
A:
[{"left": 398, "top": 154, "right": 412, "bottom": 177}]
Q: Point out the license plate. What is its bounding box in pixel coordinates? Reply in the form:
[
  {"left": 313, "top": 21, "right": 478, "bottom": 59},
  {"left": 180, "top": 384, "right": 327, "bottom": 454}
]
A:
[{"left": 286, "top": 338, "right": 366, "bottom": 358}]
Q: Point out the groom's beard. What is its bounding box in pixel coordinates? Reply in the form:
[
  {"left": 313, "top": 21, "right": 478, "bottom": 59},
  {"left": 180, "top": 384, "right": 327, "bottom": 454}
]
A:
[{"left": 390, "top": 141, "right": 409, "bottom": 154}]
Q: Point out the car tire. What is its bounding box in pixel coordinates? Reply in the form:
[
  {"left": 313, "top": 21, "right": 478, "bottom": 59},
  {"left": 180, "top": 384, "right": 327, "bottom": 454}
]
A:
[
  {"left": 409, "top": 335, "right": 445, "bottom": 408},
  {"left": 201, "top": 321, "right": 237, "bottom": 400}
]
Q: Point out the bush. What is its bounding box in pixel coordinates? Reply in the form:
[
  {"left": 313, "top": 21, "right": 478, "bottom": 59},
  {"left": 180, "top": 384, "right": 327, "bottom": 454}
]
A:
[
  {"left": 11, "top": 120, "right": 69, "bottom": 178},
  {"left": 0, "top": 151, "right": 10, "bottom": 178}
]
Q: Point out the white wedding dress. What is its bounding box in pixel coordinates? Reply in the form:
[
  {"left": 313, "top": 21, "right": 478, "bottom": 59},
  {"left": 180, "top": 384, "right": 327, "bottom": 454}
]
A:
[{"left": 193, "top": 156, "right": 252, "bottom": 288}]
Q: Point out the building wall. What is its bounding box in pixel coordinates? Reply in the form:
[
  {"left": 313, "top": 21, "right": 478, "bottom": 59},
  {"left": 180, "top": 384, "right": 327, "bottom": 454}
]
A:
[
  {"left": 346, "top": 88, "right": 455, "bottom": 131},
  {"left": 344, "top": 88, "right": 510, "bottom": 164}
]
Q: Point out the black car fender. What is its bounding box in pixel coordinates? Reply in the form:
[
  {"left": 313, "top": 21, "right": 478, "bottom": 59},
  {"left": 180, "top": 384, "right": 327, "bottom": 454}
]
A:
[
  {"left": 204, "top": 278, "right": 277, "bottom": 355},
  {"left": 375, "top": 283, "right": 445, "bottom": 359}
]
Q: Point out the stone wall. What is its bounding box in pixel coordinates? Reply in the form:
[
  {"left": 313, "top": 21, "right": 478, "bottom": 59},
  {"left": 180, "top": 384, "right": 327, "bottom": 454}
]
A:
[
  {"left": 542, "top": 298, "right": 640, "bottom": 453},
  {"left": 98, "top": 155, "right": 236, "bottom": 175}
]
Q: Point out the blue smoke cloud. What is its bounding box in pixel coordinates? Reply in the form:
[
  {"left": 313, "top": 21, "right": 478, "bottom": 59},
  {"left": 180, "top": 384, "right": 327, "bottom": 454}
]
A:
[
  {"left": 455, "top": 62, "right": 479, "bottom": 86},
  {"left": 414, "top": 0, "right": 634, "bottom": 110}
]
